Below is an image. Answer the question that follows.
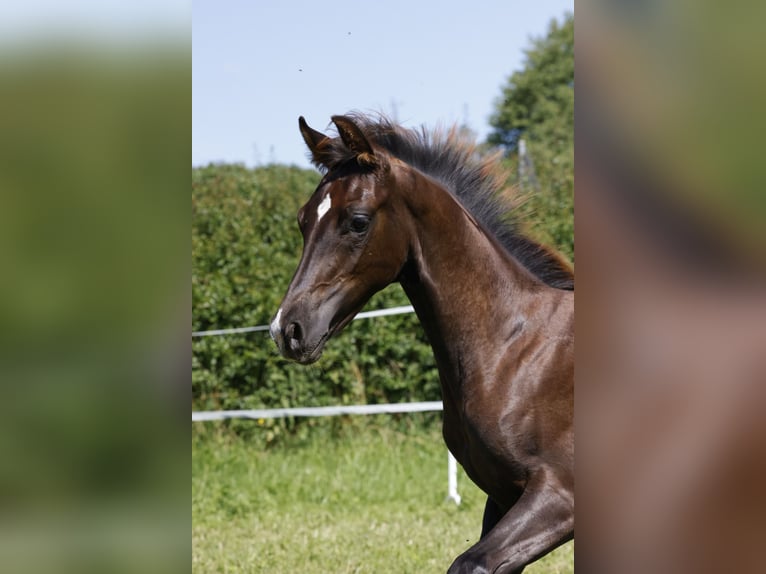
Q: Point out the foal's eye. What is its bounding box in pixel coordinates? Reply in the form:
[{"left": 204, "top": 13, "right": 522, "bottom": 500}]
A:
[{"left": 348, "top": 214, "right": 371, "bottom": 234}]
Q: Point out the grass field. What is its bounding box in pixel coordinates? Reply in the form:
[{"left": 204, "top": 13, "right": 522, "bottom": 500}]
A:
[{"left": 192, "top": 421, "right": 573, "bottom": 573}]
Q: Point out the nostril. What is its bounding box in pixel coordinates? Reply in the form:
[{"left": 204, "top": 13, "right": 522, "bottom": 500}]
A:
[{"left": 285, "top": 321, "right": 303, "bottom": 344}]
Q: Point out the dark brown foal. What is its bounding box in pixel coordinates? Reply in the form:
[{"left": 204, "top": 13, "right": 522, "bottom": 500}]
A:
[{"left": 271, "top": 114, "right": 573, "bottom": 573}]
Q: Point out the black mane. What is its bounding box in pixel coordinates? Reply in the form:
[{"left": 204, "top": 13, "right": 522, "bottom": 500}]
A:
[{"left": 318, "top": 113, "right": 574, "bottom": 291}]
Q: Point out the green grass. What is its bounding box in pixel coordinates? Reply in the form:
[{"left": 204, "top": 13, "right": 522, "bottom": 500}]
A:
[{"left": 192, "top": 422, "right": 573, "bottom": 573}]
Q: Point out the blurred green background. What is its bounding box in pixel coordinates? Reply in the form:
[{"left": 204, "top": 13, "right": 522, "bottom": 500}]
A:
[{"left": 0, "top": 25, "right": 189, "bottom": 574}]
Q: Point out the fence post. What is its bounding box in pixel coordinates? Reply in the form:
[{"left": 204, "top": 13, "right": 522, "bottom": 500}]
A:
[{"left": 446, "top": 451, "right": 461, "bottom": 505}]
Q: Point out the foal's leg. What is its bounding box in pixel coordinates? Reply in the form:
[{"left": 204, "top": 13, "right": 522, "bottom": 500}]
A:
[
  {"left": 448, "top": 468, "right": 573, "bottom": 574},
  {"left": 480, "top": 496, "right": 505, "bottom": 538}
]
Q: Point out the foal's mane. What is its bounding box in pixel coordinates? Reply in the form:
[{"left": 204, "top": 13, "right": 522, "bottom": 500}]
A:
[{"left": 317, "top": 113, "right": 574, "bottom": 291}]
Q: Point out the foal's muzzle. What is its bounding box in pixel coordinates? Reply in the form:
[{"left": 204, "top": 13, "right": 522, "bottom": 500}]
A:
[{"left": 269, "top": 306, "right": 330, "bottom": 365}]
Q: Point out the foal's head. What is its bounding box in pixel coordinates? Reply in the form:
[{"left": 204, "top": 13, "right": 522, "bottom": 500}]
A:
[{"left": 270, "top": 115, "right": 409, "bottom": 363}]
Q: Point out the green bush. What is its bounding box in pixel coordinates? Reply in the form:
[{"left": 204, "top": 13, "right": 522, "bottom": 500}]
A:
[
  {"left": 501, "top": 148, "right": 574, "bottom": 264},
  {"left": 192, "top": 163, "right": 441, "bottom": 443}
]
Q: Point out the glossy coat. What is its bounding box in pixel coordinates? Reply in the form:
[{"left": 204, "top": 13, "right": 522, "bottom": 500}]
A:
[{"left": 271, "top": 114, "right": 574, "bottom": 573}]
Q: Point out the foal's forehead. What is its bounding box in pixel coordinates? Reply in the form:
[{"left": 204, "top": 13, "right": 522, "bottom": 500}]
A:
[
  {"left": 314, "top": 170, "right": 376, "bottom": 204},
  {"left": 300, "top": 171, "right": 376, "bottom": 228}
]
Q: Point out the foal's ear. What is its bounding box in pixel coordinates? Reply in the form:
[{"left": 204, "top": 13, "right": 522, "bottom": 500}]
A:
[
  {"left": 298, "top": 116, "right": 330, "bottom": 164},
  {"left": 331, "top": 115, "right": 377, "bottom": 167}
]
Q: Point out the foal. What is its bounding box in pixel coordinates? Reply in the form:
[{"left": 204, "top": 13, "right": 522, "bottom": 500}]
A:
[{"left": 271, "top": 114, "right": 574, "bottom": 573}]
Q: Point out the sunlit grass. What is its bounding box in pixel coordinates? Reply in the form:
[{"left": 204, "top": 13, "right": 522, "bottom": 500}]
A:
[{"left": 192, "top": 424, "right": 572, "bottom": 573}]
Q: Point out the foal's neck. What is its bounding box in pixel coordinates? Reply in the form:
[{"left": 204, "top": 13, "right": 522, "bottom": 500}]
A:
[{"left": 397, "top": 175, "right": 560, "bottom": 393}]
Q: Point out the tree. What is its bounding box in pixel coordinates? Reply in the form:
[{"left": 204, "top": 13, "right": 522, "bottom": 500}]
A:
[
  {"left": 488, "top": 13, "right": 574, "bottom": 262},
  {"left": 488, "top": 13, "right": 574, "bottom": 153}
]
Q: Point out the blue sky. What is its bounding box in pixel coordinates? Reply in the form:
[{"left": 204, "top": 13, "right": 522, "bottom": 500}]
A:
[{"left": 193, "top": 1, "right": 573, "bottom": 169}]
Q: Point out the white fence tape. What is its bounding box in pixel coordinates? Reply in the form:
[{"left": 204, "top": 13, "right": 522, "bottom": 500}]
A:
[
  {"left": 192, "top": 400, "right": 442, "bottom": 421},
  {"left": 192, "top": 305, "right": 415, "bottom": 337}
]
